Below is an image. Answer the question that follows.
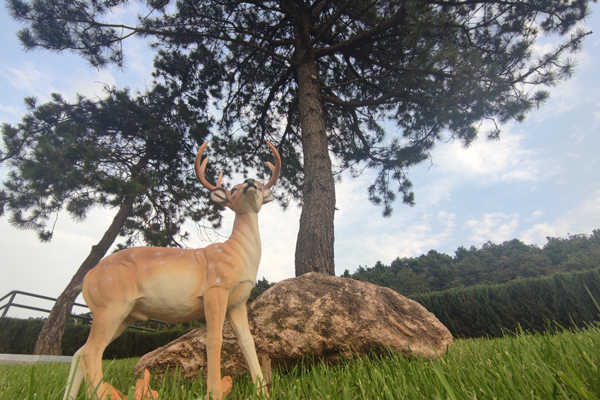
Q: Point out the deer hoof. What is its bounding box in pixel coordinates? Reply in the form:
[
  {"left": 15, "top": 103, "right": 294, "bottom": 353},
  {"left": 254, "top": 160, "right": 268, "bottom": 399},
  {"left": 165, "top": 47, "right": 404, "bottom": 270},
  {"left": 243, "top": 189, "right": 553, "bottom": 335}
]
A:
[
  {"left": 221, "top": 376, "right": 233, "bottom": 396},
  {"left": 97, "top": 381, "right": 127, "bottom": 400},
  {"left": 130, "top": 369, "right": 159, "bottom": 400}
]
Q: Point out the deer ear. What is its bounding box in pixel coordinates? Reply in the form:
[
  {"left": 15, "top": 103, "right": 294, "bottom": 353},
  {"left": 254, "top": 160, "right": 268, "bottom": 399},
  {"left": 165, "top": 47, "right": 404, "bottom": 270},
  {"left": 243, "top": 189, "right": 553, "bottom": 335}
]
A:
[
  {"left": 262, "top": 188, "right": 274, "bottom": 204},
  {"left": 210, "top": 188, "right": 229, "bottom": 205}
]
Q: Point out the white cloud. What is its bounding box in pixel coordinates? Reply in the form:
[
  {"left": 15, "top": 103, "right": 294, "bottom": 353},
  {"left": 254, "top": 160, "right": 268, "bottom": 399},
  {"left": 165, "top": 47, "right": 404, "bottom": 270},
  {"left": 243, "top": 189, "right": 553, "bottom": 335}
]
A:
[
  {"left": 435, "top": 129, "right": 547, "bottom": 183},
  {"left": 566, "top": 152, "right": 583, "bottom": 159},
  {"left": 519, "top": 223, "right": 559, "bottom": 245},
  {"left": 63, "top": 70, "right": 118, "bottom": 102},
  {"left": 0, "top": 103, "right": 23, "bottom": 119},
  {"left": 527, "top": 210, "right": 545, "bottom": 221},
  {"left": 519, "top": 190, "right": 600, "bottom": 245},
  {"left": 1, "top": 61, "right": 118, "bottom": 106},
  {"left": 396, "top": 125, "right": 553, "bottom": 208},
  {"left": 437, "top": 211, "right": 456, "bottom": 229},
  {"left": 413, "top": 172, "right": 455, "bottom": 206},
  {"left": 3, "top": 62, "right": 55, "bottom": 96},
  {"left": 120, "top": 38, "right": 154, "bottom": 87},
  {"left": 534, "top": 79, "right": 584, "bottom": 121},
  {"left": 465, "top": 212, "right": 520, "bottom": 244},
  {"left": 568, "top": 127, "right": 587, "bottom": 144},
  {"left": 334, "top": 180, "right": 458, "bottom": 269},
  {"left": 335, "top": 216, "right": 450, "bottom": 270},
  {"left": 532, "top": 41, "right": 557, "bottom": 59}
]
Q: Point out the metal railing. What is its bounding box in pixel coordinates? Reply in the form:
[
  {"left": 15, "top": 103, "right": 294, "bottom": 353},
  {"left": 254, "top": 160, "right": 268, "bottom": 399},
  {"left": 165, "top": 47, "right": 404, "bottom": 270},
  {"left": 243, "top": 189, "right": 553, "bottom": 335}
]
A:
[{"left": 0, "top": 290, "right": 170, "bottom": 332}]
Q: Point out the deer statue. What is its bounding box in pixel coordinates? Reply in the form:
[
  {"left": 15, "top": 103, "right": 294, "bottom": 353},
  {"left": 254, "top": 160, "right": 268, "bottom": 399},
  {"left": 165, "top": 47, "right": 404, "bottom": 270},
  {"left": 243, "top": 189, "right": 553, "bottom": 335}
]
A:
[{"left": 63, "top": 141, "right": 281, "bottom": 400}]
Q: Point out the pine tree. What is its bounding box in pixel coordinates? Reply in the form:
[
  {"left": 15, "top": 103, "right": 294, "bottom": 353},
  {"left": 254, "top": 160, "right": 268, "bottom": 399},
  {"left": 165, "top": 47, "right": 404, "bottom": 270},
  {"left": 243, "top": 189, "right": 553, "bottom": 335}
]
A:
[
  {"left": 0, "top": 78, "right": 219, "bottom": 354},
  {"left": 7, "top": 0, "right": 595, "bottom": 278}
]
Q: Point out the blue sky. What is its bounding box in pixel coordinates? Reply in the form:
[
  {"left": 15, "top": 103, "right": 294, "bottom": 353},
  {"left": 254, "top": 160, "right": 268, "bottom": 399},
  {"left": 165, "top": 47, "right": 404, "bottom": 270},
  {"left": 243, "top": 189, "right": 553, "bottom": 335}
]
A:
[{"left": 1, "top": 5, "right": 599, "bottom": 318}]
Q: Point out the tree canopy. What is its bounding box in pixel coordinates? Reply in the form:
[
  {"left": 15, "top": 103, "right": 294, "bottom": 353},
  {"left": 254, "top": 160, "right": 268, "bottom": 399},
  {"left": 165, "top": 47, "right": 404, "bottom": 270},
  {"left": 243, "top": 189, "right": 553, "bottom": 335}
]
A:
[
  {"left": 1, "top": 85, "right": 219, "bottom": 246},
  {"left": 0, "top": 64, "right": 220, "bottom": 354},
  {"left": 7, "top": 0, "right": 596, "bottom": 277}
]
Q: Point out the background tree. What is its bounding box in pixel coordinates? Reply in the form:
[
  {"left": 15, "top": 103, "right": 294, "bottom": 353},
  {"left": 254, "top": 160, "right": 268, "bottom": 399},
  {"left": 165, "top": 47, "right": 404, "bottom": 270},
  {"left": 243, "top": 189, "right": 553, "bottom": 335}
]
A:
[
  {"left": 345, "top": 230, "right": 600, "bottom": 296},
  {"left": 248, "top": 277, "right": 276, "bottom": 302},
  {"left": 0, "top": 59, "right": 220, "bottom": 354},
  {"left": 7, "top": 0, "right": 595, "bottom": 278}
]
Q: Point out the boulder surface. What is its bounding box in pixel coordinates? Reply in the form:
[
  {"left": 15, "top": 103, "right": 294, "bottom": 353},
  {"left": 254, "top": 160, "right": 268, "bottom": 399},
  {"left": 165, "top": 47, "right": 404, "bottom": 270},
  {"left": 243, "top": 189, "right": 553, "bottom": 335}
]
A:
[{"left": 134, "top": 272, "right": 452, "bottom": 379}]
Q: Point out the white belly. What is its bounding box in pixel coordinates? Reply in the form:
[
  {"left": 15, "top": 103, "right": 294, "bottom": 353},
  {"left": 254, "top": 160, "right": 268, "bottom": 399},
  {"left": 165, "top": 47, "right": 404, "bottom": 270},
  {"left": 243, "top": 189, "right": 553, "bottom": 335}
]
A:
[{"left": 131, "top": 272, "right": 205, "bottom": 322}]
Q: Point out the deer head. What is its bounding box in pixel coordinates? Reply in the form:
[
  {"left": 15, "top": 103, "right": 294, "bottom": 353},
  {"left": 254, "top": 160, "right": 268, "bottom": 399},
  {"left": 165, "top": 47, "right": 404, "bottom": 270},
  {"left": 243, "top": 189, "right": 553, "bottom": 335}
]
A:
[{"left": 194, "top": 141, "right": 281, "bottom": 213}]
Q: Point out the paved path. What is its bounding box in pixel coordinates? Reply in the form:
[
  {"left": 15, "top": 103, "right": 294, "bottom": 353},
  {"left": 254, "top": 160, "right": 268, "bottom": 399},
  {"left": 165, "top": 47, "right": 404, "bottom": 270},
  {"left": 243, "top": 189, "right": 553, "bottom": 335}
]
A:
[{"left": 0, "top": 353, "right": 73, "bottom": 364}]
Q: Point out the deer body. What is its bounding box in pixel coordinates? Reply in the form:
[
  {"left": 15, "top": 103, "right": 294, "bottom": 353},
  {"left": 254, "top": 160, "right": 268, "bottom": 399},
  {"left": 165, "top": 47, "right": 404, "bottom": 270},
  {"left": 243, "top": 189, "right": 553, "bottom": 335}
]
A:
[
  {"left": 64, "top": 143, "right": 280, "bottom": 400},
  {"left": 83, "top": 215, "right": 261, "bottom": 323}
]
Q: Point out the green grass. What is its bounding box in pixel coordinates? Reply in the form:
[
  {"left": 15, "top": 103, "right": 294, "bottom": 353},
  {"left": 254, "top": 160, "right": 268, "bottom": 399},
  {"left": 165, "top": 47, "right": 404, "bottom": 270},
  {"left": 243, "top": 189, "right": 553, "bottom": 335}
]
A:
[{"left": 1, "top": 326, "right": 599, "bottom": 399}]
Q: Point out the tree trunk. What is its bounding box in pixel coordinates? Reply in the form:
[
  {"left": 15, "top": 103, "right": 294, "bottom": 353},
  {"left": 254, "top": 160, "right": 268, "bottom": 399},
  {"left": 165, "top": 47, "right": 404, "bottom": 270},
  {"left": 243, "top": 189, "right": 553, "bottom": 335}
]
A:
[
  {"left": 294, "top": 52, "right": 336, "bottom": 277},
  {"left": 33, "top": 195, "right": 135, "bottom": 355}
]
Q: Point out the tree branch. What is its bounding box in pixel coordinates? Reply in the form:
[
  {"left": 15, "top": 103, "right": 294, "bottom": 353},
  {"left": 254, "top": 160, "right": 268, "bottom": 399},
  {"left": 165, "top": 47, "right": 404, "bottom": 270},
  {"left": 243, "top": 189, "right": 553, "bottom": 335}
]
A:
[
  {"left": 316, "top": 2, "right": 408, "bottom": 57},
  {"left": 308, "top": 0, "right": 353, "bottom": 47},
  {"left": 63, "top": 18, "right": 300, "bottom": 65},
  {"left": 322, "top": 91, "right": 433, "bottom": 108}
]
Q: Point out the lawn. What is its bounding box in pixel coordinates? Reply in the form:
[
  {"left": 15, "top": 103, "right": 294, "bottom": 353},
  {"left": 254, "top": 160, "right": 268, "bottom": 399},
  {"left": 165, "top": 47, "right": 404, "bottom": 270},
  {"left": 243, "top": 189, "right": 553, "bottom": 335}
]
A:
[{"left": 1, "top": 325, "right": 598, "bottom": 399}]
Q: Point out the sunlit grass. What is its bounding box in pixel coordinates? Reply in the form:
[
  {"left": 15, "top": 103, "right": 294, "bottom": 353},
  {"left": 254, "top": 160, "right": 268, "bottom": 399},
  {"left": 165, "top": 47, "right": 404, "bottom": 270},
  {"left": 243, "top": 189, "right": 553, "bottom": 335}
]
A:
[{"left": 1, "top": 326, "right": 599, "bottom": 399}]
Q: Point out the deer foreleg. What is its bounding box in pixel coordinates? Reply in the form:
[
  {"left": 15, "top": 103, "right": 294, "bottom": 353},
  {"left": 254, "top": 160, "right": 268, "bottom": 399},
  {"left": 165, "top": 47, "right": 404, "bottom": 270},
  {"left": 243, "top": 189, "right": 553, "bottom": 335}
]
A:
[
  {"left": 203, "top": 288, "right": 230, "bottom": 400},
  {"left": 226, "top": 304, "right": 267, "bottom": 396}
]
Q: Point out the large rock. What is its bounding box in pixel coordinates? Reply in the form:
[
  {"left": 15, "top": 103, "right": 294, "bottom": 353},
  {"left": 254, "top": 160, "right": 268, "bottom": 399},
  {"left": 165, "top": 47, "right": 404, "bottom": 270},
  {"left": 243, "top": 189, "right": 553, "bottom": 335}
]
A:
[{"left": 134, "top": 272, "right": 452, "bottom": 380}]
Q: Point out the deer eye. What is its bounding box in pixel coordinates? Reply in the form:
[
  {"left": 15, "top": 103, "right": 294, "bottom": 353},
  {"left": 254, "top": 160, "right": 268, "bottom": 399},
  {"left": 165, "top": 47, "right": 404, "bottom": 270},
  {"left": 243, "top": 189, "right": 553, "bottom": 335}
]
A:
[{"left": 231, "top": 188, "right": 238, "bottom": 195}]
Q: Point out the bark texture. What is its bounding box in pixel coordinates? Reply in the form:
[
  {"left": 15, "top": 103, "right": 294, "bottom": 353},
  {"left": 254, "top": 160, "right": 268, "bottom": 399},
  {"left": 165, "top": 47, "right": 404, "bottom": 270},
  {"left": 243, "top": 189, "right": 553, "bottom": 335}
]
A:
[
  {"left": 33, "top": 195, "right": 135, "bottom": 355},
  {"left": 134, "top": 273, "right": 453, "bottom": 379},
  {"left": 294, "top": 51, "right": 336, "bottom": 277}
]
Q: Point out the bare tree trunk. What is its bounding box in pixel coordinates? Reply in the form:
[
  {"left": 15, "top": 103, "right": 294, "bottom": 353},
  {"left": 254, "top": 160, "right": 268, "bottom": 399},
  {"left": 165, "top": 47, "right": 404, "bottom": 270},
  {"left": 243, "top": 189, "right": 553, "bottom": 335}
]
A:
[
  {"left": 294, "top": 51, "right": 336, "bottom": 277},
  {"left": 33, "top": 195, "right": 135, "bottom": 355}
]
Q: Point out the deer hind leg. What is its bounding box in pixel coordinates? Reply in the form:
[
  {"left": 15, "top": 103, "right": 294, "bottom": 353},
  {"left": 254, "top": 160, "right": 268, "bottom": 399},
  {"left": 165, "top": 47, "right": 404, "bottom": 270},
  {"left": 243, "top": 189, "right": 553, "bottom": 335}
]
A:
[
  {"left": 227, "top": 304, "right": 267, "bottom": 396},
  {"left": 79, "top": 310, "right": 134, "bottom": 400},
  {"left": 203, "top": 288, "right": 230, "bottom": 400},
  {"left": 64, "top": 315, "right": 133, "bottom": 400}
]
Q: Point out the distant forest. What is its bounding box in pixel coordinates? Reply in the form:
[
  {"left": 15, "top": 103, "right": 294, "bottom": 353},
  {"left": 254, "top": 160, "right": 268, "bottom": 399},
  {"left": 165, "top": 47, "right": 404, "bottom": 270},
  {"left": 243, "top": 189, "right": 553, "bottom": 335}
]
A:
[{"left": 342, "top": 230, "right": 600, "bottom": 297}]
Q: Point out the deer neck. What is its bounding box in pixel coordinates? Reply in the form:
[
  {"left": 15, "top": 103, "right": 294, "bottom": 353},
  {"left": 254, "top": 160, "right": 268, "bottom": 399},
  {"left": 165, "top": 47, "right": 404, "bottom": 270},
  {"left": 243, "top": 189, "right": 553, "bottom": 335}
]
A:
[{"left": 226, "top": 212, "right": 261, "bottom": 268}]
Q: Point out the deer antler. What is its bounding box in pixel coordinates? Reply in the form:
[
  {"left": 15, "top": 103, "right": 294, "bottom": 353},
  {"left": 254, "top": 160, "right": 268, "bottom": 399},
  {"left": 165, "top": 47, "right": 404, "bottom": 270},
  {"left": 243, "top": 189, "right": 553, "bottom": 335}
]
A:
[
  {"left": 195, "top": 141, "right": 224, "bottom": 191},
  {"left": 265, "top": 141, "right": 281, "bottom": 188},
  {"left": 196, "top": 141, "right": 281, "bottom": 190}
]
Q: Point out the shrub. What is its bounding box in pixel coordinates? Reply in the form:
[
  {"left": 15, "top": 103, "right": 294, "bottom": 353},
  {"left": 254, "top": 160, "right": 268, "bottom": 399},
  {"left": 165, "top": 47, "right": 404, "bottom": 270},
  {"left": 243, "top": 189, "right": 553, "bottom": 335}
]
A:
[
  {"left": 0, "top": 318, "right": 194, "bottom": 358},
  {"left": 412, "top": 268, "right": 600, "bottom": 338}
]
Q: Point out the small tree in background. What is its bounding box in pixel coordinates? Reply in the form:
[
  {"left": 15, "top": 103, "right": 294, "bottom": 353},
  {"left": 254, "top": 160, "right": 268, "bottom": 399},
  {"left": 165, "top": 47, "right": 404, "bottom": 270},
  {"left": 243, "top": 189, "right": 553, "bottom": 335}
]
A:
[
  {"left": 248, "top": 277, "right": 276, "bottom": 302},
  {"left": 0, "top": 62, "right": 221, "bottom": 354}
]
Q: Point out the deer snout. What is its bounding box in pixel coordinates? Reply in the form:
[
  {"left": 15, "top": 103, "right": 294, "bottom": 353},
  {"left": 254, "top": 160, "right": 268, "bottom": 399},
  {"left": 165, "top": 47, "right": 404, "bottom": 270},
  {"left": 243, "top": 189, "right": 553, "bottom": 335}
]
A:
[{"left": 242, "top": 178, "right": 259, "bottom": 194}]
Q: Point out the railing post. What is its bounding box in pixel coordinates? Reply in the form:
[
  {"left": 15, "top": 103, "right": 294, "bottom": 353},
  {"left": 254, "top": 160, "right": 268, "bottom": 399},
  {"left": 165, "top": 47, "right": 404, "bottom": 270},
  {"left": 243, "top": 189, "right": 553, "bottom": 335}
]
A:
[{"left": 1, "top": 292, "right": 17, "bottom": 318}]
